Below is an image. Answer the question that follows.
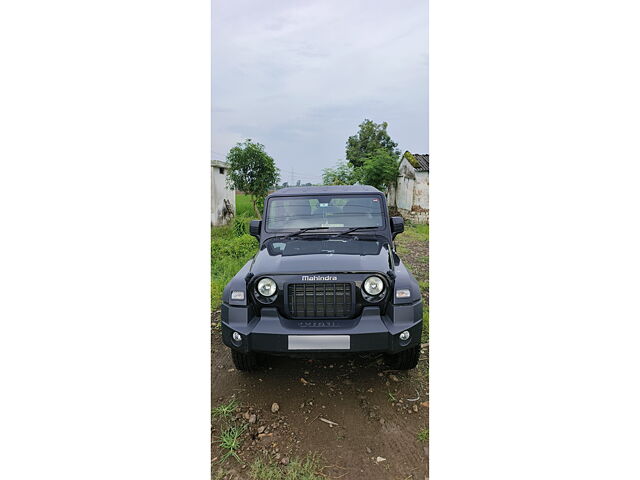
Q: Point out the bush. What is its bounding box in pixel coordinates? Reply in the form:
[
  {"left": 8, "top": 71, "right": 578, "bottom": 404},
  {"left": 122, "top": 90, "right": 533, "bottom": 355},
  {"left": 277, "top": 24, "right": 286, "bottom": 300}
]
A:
[
  {"left": 357, "top": 149, "right": 400, "bottom": 191},
  {"left": 322, "top": 149, "right": 399, "bottom": 191}
]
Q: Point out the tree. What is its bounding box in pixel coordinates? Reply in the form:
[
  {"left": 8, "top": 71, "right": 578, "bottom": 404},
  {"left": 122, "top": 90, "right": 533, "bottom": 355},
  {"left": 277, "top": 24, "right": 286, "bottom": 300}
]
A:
[
  {"left": 356, "top": 149, "right": 400, "bottom": 191},
  {"left": 346, "top": 119, "right": 400, "bottom": 168},
  {"left": 322, "top": 161, "right": 357, "bottom": 186},
  {"left": 226, "top": 139, "right": 279, "bottom": 218}
]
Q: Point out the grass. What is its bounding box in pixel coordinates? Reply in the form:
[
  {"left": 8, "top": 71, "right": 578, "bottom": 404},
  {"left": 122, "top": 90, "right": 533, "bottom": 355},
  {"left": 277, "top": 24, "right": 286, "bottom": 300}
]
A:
[
  {"left": 211, "top": 396, "right": 246, "bottom": 465},
  {"left": 236, "top": 193, "right": 256, "bottom": 217},
  {"left": 405, "top": 222, "right": 429, "bottom": 241},
  {"left": 394, "top": 242, "right": 409, "bottom": 256},
  {"left": 218, "top": 423, "right": 247, "bottom": 462},
  {"left": 395, "top": 222, "right": 428, "bottom": 256},
  {"left": 211, "top": 398, "right": 239, "bottom": 421},
  {"left": 417, "top": 428, "right": 429, "bottom": 442},
  {"left": 211, "top": 226, "right": 258, "bottom": 310},
  {"left": 387, "top": 391, "right": 398, "bottom": 403},
  {"left": 211, "top": 193, "right": 260, "bottom": 311},
  {"left": 249, "top": 454, "right": 325, "bottom": 480}
]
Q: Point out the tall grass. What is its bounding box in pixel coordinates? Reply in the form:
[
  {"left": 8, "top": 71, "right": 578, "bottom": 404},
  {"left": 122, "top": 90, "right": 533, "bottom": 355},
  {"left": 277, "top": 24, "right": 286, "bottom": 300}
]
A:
[
  {"left": 235, "top": 193, "right": 256, "bottom": 217},
  {"left": 211, "top": 193, "right": 260, "bottom": 311},
  {"left": 211, "top": 226, "right": 258, "bottom": 310}
]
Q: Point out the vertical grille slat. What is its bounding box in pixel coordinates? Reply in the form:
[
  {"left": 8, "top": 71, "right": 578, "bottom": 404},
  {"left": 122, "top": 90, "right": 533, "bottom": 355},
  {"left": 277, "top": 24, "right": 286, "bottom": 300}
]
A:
[
  {"left": 303, "top": 283, "right": 307, "bottom": 314},
  {"left": 287, "top": 282, "right": 353, "bottom": 319}
]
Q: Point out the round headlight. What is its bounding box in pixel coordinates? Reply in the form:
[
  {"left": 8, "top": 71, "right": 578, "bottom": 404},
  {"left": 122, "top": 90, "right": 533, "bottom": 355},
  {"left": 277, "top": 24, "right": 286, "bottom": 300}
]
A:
[
  {"left": 363, "top": 276, "right": 385, "bottom": 296},
  {"left": 257, "top": 277, "right": 277, "bottom": 297}
]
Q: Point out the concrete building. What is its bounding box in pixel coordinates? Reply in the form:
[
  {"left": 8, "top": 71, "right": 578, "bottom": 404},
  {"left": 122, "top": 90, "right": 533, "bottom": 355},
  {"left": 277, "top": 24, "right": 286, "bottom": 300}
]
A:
[
  {"left": 388, "top": 151, "right": 429, "bottom": 223},
  {"left": 211, "top": 160, "right": 235, "bottom": 226}
]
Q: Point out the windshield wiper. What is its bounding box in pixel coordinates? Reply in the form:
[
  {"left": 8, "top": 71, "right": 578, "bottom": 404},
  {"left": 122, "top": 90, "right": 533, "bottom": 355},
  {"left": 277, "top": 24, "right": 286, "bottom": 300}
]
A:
[
  {"left": 282, "top": 227, "right": 330, "bottom": 239},
  {"left": 331, "top": 226, "right": 379, "bottom": 237}
]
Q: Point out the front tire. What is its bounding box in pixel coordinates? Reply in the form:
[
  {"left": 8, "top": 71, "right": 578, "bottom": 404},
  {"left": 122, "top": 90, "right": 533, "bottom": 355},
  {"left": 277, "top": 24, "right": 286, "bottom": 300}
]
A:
[
  {"left": 385, "top": 345, "right": 420, "bottom": 370},
  {"left": 231, "top": 349, "right": 258, "bottom": 371}
]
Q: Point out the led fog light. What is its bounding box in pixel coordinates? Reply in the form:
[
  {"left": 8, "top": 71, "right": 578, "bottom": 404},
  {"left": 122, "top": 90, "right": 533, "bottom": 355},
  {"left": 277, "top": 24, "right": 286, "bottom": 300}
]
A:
[
  {"left": 232, "top": 332, "right": 242, "bottom": 343},
  {"left": 399, "top": 330, "right": 410, "bottom": 341}
]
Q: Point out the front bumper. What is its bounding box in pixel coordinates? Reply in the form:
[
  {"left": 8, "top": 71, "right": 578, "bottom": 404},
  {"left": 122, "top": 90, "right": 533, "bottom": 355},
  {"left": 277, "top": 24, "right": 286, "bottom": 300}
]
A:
[{"left": 221, "top": 300, "right": 423, "bottom": 354}]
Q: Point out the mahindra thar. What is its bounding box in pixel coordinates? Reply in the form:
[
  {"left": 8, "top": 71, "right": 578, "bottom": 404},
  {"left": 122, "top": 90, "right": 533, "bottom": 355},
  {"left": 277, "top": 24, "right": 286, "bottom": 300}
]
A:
[{"left": 221, "top": 185, "right": 423, "bottom": 371}]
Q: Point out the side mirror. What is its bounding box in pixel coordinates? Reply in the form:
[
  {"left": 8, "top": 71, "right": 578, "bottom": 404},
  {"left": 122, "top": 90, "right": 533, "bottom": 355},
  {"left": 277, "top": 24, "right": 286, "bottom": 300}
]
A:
[
  {"left": 390, "top": 216, "right": 404, "bottom": 237},
  {"left": 249, "top": 220, "right": 262, "bottom": 240}
]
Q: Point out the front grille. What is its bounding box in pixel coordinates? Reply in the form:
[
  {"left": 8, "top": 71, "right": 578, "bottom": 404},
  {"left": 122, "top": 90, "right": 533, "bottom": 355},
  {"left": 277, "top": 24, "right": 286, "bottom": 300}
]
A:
[{"left": 287, "top": 283, "right": 354, "bottom": 319}]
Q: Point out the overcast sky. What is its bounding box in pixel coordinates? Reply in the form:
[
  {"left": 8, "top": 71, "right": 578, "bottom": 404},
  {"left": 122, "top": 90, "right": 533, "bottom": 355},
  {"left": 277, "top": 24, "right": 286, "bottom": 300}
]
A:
[{"left": 212, "top": 0, "right": 428, "bottom": 185}]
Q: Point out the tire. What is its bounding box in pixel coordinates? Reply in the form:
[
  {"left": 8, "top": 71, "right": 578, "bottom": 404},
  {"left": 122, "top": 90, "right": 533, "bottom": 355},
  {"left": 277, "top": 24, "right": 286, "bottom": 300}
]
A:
[
  {"left": 231, "top": 349, "right": 258, "bottom": 371},
  {"left": 385, "top": 345, "right": 420, "bottom": 370}
]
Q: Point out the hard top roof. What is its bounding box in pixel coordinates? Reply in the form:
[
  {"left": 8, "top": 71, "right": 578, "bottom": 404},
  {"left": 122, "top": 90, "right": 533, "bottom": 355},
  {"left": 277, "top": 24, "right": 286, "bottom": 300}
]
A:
[{"left": 268, "top": 185, "right": 383, "bottom": 197}]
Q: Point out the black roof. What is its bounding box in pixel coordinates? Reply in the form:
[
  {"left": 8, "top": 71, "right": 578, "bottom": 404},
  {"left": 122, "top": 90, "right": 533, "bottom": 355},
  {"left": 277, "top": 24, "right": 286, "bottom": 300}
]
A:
[
  {"left": 269, "top": 185, "right": 383, "bottom": 197},
  {"left": 402, "top": 152, "right": 429, "bottom": 172},
  {"left": 413, "top": 154, "right": 429, "bottom": 172}
]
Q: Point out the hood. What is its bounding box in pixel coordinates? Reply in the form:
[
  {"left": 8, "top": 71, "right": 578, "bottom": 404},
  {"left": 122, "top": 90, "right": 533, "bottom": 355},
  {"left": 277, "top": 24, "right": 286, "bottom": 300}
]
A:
[{"left": 250, "top": 237, "right": 392, "bottom": 275}]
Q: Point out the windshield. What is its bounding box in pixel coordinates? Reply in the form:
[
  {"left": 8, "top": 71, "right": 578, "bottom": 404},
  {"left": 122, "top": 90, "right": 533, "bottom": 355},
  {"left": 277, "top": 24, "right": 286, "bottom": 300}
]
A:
[{"left": 265, "top": 195, "right": 384, "bottom": 231}]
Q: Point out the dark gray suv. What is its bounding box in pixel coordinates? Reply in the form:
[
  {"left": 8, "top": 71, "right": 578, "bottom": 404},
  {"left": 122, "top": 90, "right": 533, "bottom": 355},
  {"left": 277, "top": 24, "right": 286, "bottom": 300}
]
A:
[{"left": 221, "top": 185, "right": 423, "bottom": 371}]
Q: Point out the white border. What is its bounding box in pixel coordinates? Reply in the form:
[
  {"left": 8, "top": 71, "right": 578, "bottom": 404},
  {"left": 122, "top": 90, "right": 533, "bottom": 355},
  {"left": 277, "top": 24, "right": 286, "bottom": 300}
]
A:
[
  {"left": 0, "top": 1, "right": 210, "bottom": 478},
  {"left": 431, "top": 1, "right": 640, "bottom": 478}
]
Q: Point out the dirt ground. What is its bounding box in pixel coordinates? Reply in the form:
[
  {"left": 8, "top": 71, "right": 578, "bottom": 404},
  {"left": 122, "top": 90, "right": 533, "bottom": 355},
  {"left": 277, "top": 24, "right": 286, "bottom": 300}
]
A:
[{"left": 211, "top": 230, "right": 428, "bottom": 480}]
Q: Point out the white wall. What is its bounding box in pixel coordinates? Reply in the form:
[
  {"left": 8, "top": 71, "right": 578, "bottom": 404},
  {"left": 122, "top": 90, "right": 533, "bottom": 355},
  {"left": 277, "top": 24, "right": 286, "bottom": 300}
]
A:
[
  {"left": 414, "top": 171, "right": 429, "bottom": 210},
  {"left": 397, "top": 175, "right": 415, "bottom": 211},
  {"left": 211, "top": 165, "right": 235, "bottom": 225},
  {"left": 387, "top": 182, "right": 396, "bottom": 207},
  {"left": 393, "top": 158, "right": 429, "bottom": 223}
]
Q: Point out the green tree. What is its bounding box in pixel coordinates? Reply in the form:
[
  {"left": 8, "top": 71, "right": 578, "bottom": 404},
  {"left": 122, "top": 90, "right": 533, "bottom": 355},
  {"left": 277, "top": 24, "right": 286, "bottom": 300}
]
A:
[
  {"left": 346, "top": 119, "right": 400, "bottom": 167},
  {"left": 357, "top": 149, "right": 400, "bottom": 191},
  {"left": 226, "top": 139, "right": 279, "bottom": 218},
  {"left": 322, "top": 161, "right": 357, "bottom": 186}
]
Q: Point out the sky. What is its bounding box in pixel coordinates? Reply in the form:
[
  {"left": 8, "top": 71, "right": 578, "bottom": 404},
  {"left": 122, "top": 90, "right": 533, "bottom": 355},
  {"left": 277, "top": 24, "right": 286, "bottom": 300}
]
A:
[{"left": 212, "top": 0, "right": 428, "bottom": 185}]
